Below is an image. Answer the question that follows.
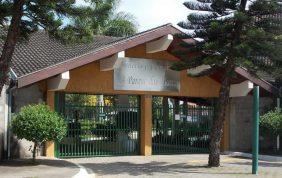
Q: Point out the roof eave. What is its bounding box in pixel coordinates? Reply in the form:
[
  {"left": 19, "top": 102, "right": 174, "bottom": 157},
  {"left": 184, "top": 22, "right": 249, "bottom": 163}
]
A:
[
  {"left": 17, "top": 24, "right": 181, "bottom": 88},
  {"left": 235, "top": 67, "right": 279, "bottom": 96}
]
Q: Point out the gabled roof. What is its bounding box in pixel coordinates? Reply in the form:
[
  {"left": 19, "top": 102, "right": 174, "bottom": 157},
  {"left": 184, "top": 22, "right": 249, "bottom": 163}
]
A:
[
  {"left": 9, "top": 33, "right": 122, "bottom": 77},
  {"left": 1, "top": 23, "right": 278, "bottom": 95},
  {"left": 8, "top": 24, "right": 181, "bottom": 88}
]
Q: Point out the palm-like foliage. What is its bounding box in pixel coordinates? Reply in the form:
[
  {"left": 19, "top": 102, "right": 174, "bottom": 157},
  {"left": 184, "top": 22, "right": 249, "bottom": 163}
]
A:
[
  {"left": 104, "top": 12, "right": 138, "bottom": 37},
  {"left": 172, "top": 0, "right": 282, "bottom": 166},
  {"left": 61, "top": 0, "right": 137, "bottom": 41}
]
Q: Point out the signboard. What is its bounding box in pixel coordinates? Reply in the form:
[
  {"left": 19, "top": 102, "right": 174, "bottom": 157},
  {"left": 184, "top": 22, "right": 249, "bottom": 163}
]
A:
[
  {"left": 114, "top": 58, "right": 180, "bottom": 92},
  {"left": 175, "top": 114, "right": 180, "bottom": 121}
]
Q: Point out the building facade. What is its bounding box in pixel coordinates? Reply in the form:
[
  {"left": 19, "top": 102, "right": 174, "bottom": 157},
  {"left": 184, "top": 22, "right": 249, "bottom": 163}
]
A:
[{"left": 0, "top": 24, "right": 278, "bottom": 159}]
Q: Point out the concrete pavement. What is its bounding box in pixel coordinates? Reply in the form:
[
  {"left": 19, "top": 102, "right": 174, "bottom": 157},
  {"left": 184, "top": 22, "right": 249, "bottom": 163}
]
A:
[
  {"left": 0, "top": 157, "right": 81, "bottom": 178},
  {"left": 69, "top": 154, "right": 282, "bottom": 178},
  {"left": 1, "top": 154, "right": 281, "bottom": 178}
]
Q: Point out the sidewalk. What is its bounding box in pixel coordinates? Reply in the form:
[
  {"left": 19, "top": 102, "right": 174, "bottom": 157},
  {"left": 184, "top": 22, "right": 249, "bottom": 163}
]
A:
[
  {"left": 69, "top": 154, "right": 282, "bottom": 178},
  {"left": 224, "top": 151, "right": 282, "bottom": 162},
  {"left": 0, "top": 157, "right": 81, "bottom": 178}
]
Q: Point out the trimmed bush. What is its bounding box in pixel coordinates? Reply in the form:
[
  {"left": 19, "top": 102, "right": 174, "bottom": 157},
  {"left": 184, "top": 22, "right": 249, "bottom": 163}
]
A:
[
  {"left": 11, "top": 104, "right": 67, "bottom": 161},
  {"left": 260, "top": 108, "right": 282, "bottom": 136}
]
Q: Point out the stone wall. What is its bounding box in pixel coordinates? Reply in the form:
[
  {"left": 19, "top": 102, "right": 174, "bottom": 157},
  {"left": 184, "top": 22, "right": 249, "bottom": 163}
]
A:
[
  {"left": 9, "top": 84, "right": 44, "bottom": 159},
  {"left": 229, "top": 96, "right": 274, "bottom": 152}
]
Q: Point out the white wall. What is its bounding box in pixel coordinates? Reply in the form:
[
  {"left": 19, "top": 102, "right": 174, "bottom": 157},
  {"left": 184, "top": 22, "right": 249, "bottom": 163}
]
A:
[{"left": 0, "top": 85, "right": 7, "bottom": 159}]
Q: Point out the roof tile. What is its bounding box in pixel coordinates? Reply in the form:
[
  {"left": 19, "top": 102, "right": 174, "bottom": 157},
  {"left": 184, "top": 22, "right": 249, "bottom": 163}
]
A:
[{"left": 1, "top": 31, "right": 122, "bottom": 77}]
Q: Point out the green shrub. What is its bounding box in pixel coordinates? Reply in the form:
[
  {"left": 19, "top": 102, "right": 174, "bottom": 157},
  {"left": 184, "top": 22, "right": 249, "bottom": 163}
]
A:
[
  {"left": 11, "top": 104, "right": 67, "bottom": 161},
  {"left": 260, "top": 108, "right": 282, "bottom": 137}
]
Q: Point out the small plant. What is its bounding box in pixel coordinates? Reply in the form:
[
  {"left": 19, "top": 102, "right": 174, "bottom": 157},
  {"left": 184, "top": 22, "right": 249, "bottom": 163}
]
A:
[
  {"left": 260, "top": 108, "right": 282, "bottom": 151},
  {"left": 260, "top": 108, "right": 282, "bottom": 136},
  {"left": 11, "top": 104, "right": 67, "bottom": 162}
]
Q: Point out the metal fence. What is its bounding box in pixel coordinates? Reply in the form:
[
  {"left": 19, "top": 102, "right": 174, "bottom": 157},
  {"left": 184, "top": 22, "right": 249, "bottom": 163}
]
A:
[
  {"left": 152, "top": 104, "right": 214, "bottom": 154},
  {"left": 56, "top": 93, "right": 140, "bottom": 158}
]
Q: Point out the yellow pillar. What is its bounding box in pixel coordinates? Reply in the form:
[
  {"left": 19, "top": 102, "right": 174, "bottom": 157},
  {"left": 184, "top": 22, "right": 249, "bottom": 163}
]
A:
[
  {"left": 140, "top": 95, "right": 152, "bottom": 156},
  {"left": 46, "top": 91, "right": 55, "bottom": 157},
  {"left": 46, "top": 141, "right": 55, "bottom": 157}
]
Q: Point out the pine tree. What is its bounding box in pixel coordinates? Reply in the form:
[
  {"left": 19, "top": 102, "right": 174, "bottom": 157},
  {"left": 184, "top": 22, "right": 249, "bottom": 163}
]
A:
[
  {"left": 172, "top": 0, "right": 282, "bottom": 166},
  {"left": 0, "top": 0, "right": 137, "bottom": 93},
  {"left": 0, "top": 0, "right": 90, "bottom": 93}
]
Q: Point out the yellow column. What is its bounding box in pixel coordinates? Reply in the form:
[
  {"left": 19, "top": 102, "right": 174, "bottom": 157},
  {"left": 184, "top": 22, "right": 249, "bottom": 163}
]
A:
[
  {"left": 46, "top": 91, "right": 55, "bottom": 157},
  {"left": 140, "top": 95, "right": 152, "bottom": 156}
]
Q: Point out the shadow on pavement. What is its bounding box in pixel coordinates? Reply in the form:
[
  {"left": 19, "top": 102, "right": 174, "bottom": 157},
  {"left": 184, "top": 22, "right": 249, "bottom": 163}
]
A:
[
  {"left": 0, "top": 158, "right": 78, "bottom": 168},
  {"left": 80, "top": 161, "right": 252, "bottom": 176}
]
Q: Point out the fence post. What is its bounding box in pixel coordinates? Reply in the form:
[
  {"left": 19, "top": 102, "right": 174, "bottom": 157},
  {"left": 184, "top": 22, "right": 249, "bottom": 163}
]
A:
[{"left": 252, "top": 86, "right": 259, "bottom": 174}]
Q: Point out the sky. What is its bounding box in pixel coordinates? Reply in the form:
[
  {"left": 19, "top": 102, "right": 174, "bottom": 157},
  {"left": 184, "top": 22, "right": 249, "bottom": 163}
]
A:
[
  {"left": 76, "top": 0, "right": 189, "bottom": 32},
  {"left": 117, "top": 0, "right": 189, "bottom": 31}
]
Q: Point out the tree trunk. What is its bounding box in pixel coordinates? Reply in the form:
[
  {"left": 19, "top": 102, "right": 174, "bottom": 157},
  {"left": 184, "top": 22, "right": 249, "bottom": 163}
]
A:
[
  {"left": 0, "top": 0, "right": 25, "bottom": 93},
  {"left": 208, "top": 0, "right": 248, "bottom": 167},
  {"left": 32, "top": 142, "right": 38, "bottom": 163},
  {"left": 208, "top": 60, "right": 234, "bottom": 167}
]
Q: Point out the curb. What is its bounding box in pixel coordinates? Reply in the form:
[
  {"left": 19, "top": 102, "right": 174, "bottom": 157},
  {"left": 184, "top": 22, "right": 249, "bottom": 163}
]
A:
[
  {"left": 39, "top": 157, "right": 94, "bottom": 178},
  {"left": 224, "top": 151, "right": 282, "bottom": 162},
  {"left": 72, "top": 163, "right": 95, "bottom": 178},
  {"left": 71, "top": 162, "right": 96, "bottom": 178}
]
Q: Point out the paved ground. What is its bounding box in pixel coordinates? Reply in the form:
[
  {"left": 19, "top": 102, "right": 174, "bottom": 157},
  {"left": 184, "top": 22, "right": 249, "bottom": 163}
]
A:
[
  {"left": 0, "top": 157, "right": 80, "bottom": 178},
  {"left": 69, "top": 154, "right": 282, "bottom": 178}
]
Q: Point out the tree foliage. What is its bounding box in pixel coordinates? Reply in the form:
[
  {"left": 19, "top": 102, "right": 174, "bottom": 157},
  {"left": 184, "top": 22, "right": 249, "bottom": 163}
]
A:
[
  {"left": 56, "top": 0, "right": 138, "bottom": 42},
  {"left": 11, "top": 104, "right": 67, "bottom": 161},
  {"left": 172, "top": 0, "right": 282, "bottom": 77},
  {"left": 172, "top": 0, "right": 282, "bottom": 166},
  {"left": 260, "top": 108, "right": 282, "bottom": 136},
  {"left": 0, "top": 0, "right": 88, "bottom": 41},
  {"left": 104, "top": 12, "right": 138, "bottom": 37},
  {"left": 0, "top": 0, "right": 138, "bottom": 94}
]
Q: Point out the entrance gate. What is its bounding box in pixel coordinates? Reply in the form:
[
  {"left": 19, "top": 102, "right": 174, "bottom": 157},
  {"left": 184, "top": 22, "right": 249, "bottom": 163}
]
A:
[
  {"left": 152, "top": 97, "right": 214, "bottom": 154},
  {"left": 56, "top": 93, "right": 140, "bottom": 158}
]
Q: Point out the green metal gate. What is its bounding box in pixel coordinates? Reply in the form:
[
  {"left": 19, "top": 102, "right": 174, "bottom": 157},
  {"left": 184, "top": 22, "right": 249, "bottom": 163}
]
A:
[
  {"left": 56, "top": 93, "right": 140, "bottom": 158},
  {"left": 152, "top": 97, "right": 214, "bottom": 154}
]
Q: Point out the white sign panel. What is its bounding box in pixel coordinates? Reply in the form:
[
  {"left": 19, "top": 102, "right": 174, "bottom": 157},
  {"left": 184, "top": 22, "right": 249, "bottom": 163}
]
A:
[
  {"left": 175, "top": 114, "right": 180, "bottom": 121},
  {"left": 187, "top": 116, "right": 192, "bottom": 122},
  {"left": 114, "top": 58, "right": 180, "bottom": 92}
]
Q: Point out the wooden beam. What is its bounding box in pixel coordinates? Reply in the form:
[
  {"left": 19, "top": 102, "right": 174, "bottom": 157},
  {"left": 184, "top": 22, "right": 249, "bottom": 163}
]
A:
[
  {"left": 146, "top": 34, "right": 173, "bottom": 53},
  {"left": 230, "top": 80, "right": 253, "bottom": 97},
  {"left": 187, "top": 65, "right": 211, "bottom": 76},
  {"left": 100, "top": 51, "right": 125, "bottom": 71},
  {"left": 47, "top": 71, "right": 70, "bottom": 91}
]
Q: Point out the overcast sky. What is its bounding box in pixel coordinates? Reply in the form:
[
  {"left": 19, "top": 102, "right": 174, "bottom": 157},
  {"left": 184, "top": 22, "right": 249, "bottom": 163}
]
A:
[{"left": 76, "top": 0, "right": 189, "bottom": 32}]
